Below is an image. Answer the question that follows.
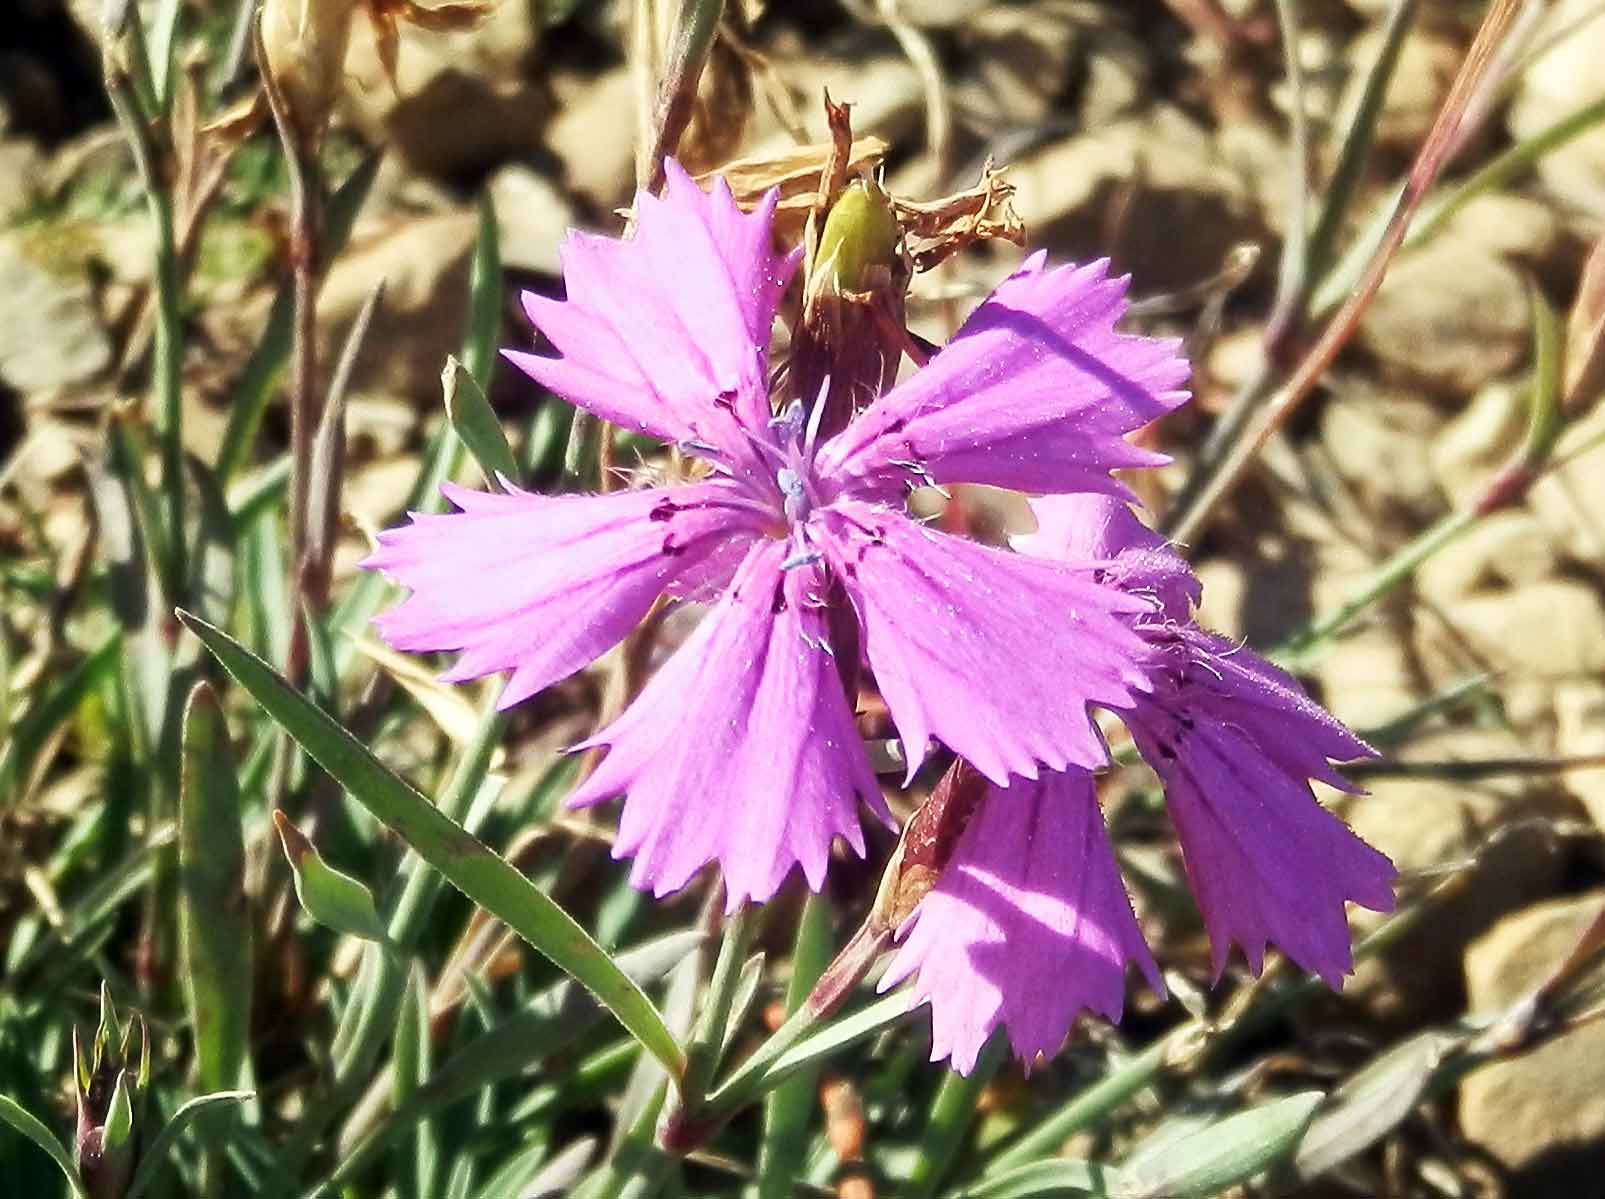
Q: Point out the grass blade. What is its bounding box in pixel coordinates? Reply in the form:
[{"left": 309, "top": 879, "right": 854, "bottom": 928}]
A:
[
  {"left": 462, "top": 190, "right": 503, "bottom": 388},
  {"left": 1305, "top": 0, "right": 1420, "bottom": 284},
  {"left": 711, "top": 990, "right": 915, "bottom": 1109},
  {"left": 952, "top": 1160, "right": 1114, "bottom": 1199},
  {"left": 757, "top": 894, "right": 832, "bottom": 1199},
  {"left": 1114, "top": 1091, "right": 1323, "bottom": 1199},
  {"left": 0, "top": 1093, "right": 85, "bottom": 1198},
  {"left": 125, "top": 1091, "right": 255, "bottom": 1199},
  {"left": 175, "top": 609, "right": 686, "bottom": 1079},
  {"left": 904, "top": 1035, "right": 1005, "bottom": 1198},
  {"left": 0, "top": 634, "right": 120, "bottom": 805},
  {"left": 178, "top": 684, "right": 252, "bottom": 1097},
  {"left": 444, "top": 357, "right": 519, "bottom": 487}
]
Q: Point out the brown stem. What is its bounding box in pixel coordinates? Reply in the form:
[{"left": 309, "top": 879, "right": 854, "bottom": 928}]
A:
[
  {"left": 257, "top": 12, "right": 327, "bottom": 682},
  {"left": 1165, "top": 0, "right": 1524, "bottom": 546}
]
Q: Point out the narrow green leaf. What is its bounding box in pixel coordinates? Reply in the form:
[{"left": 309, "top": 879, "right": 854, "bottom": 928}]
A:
[
  {"left": 1294, "top": 1032, "right": 1458, "bottom": 1182},
  {"left": 1313, "top": 96, "right": 1605, "bottom": 318},
  {"left": 178, "top": 610, "right": 685, "bottom": 1078},
  {"left": 306, "top": 280, "right": 385, "bottom": 603},
  {"left": 1115, "top": 1091, "right": 1324, "bottom": 1199},
  {"left": 148, "top": 0, "right": 182, "bottom": 106},
  {"left": 469, "top": 1135, "right": 554, "bottom": 1199},
  {"left": 185, "top": 454, "right": 239, "bottom": 627},
  {"left": 1305, "top": 0, "right": 1420, "bottom": 283},
  {"left": 714, "top": 990, "right": 916, "bottom": 1107},
  {"left": 0, "top": 634, "right": 120, "bottom": 804},
  {"left": 301, "top": 601, "right": 339, "bottom": 713},
  {"left": 339, "top": 930, "right": 700, "bottom": 1186},
  {"left": 0, "top": 1094, "right": 85, "bottom": 1198},
  {"left": 522, "top": 399, "right": 572, "bottom": 482},
  {"left": 124, "top": 1091, "right": 255, "bottom": 1199},
  {"left": 83, "top": 449, "right": 148, "bottom": 631},
  {"left": 2, "top": 1104, "right": 85, "bottom": 1194},
  {"left": 719, "top": 952, "right": 765, "bottom": 1058},
  {"left": 9, "top": 829, "right": 172, "bottom": 982},
  {"left": 462, "top": 190, "right": 503, "bottom": 388},
  {"left": 905, "top": 1035, "right": 1005, "bottom": 1198},
  {"left": 987, "top": 1038, "right": 1171, "bottom": 1174},
  {"left": 1523, "top": 280, "right": 1564, "bottom": 465},
  {"left": 757, "top": 894, "right": 833, "bottom": 1199},
  {"left": 505, "top": 1137, "right": 596, "bottom": 1199},
  {"left": 392, "top": 966, "right": 437, "bottom": 1199},
  {"left": 952, "top": 1159, "right": 1114, "bottom": 1199},
  {"left": 680, "top": 911, "right": 756, "bottom": 1105},
  {"left": 108, "top": 413, "right": 176, "bottom": 603},
  {"left": 215, "top": 152, "right": 381, "bottom": 486},
  {"left": 273, "top": 811, "right": 388, "bottom": 944},
  {"left": 178, "top": 683, "right": 252, "bottom": 1097},
  {"left": 227, "top": 455, "right": 290, "bottom": 536},
  {"left": 444, "top": 357, "right": 518, "bottom": 487}
]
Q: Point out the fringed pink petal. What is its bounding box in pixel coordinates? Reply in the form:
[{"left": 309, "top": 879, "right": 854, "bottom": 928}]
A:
[
  {"left": 505, "top": 160, "right": 798, "bottom": 479},
  {"left": 363, "top": 481, "right": 763, "bottom": 708},
  {"left": 815, "top": 256, "right": 1189, "bottom": 500},
  {"left": 816, "top": 500, "right": 1153, "bottom": 785},
  {"left": 1015, "top": 494, "right": 1199, "bottom": 619},
  {"left": 883, "top": 771, "right": 1161, "bottom": 1074},
  {"left": 567, "top": 541, "right": 890, "bottom": 910},
  {"left": 1124, "top": 630, "right": 1396, "bottom": 985}
]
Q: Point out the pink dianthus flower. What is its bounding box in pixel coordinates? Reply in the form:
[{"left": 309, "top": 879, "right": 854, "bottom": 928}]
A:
[
  {"left": 363, "top": 162, "right": 1189, "bottom": 909},
  {"left": 883, "top": 494, "right": 1398, "bottom": 1073}
]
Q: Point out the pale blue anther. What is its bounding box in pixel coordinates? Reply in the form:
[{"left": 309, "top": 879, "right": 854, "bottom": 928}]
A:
[{"left": 778, "top": 466, "right": 810, "bottom": 524}]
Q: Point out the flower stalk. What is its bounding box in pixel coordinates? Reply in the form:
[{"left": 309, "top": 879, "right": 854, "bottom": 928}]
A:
[
  {"left": 255, "top": 8, "right": 331, "bottom": 682},
  {"left": 103, "top": 7, "right": 186, "bottom": 603}
]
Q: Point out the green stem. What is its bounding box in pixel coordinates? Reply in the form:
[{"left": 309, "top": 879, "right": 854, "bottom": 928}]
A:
[
  {"left": 904, "top": 1037, "right": 1005, "bottom": 1199},
  {"left": 1276, "top": 507, "right": 1477, "bottom": 662},
  {"left": 678, "top": 909, "right": 756, "bottom": 1109},
  {"left": 986, "top": 1034, "right": 1174, "bottom": 1173},
  {"left": 104, "top": 50, "right": 186, "bottom": 601},
  {"left": 757, "top": 894, "right": 833, "bottom": 1199},
  {"left": 151, "top": 184, "right": 186, "bottom": 598}
]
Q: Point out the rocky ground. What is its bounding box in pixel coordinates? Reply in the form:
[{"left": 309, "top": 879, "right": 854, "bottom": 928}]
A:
[{"left": 6, "top": 0, "right": 1605, "bottom": 1195}]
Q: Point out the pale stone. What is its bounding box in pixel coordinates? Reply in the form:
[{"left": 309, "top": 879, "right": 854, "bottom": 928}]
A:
[
  {"left": 1313, "top": 628, "right": 1422, "bottom": 731},
  {"left": 1428, "top": 382, "right": 1525, "bottom": 509},
  {"left": 1445, "top": 193, "right": 1564, "bottom": 269},
  {"left": 1204, "top": 327, "right": 1265, "bottom": 392},
  {"left": 345, "top": 455, "right": 426, "bottom": 530},
  {"left": 318, "top": 210, "right": 478, "bottom": 401},
  {"left": 1345, "top": 729, "right": 1577, "bottom": 1023},
  {"left": 1337, "top": 26, "right": 1461, "bottom": 153},
  {"left": 1554, "top": 681, "right": 1605, "bottom": 828},
  {"left": 1079, "top": 31, "right": 1149, "bottom": 128},
  {"left": 1436, "top": 581, "right": 1605, "bottom": 680},
  {"left": 1529, "top": 442, "right": 1605, "bottom": 562},
  {"left": 545, "top": 67, "right": 638, "bottom": 211},
  {"left": 1510, "top": 0, "right": 1605, "bottom": 212},
  {"left": 0, "top": 139, "right": 42, "bottom": 224},
  {"left": 1320, "top": 391, "right": 1445, "bottom": 521},
  {"left": 1358, "top": 240, "right": 1528, "bottom": 394},
  {"left": 1193, "top": 558, "right": 1247, "bottom": 643},
  {"left": 1416, "top": 511, "right": 1559, "bottom": 603},
  {"left": 489, "top": 166, "right": 574, "bottom": 278},
  {"left": 340, "top": 0, "right": 547, "bottom": 178},
  {"left": 953, "top": 1, "right": 1083, "bottom": 128},
  {"left": 1008, "top": 105, "right": 1265, "bottom": 294},
  {"left": 0, "top": 233, "right": 111, "bottom": 392},
  {"left": 1460, "top": 893, "right": 1605, "bottom": 1188}
]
